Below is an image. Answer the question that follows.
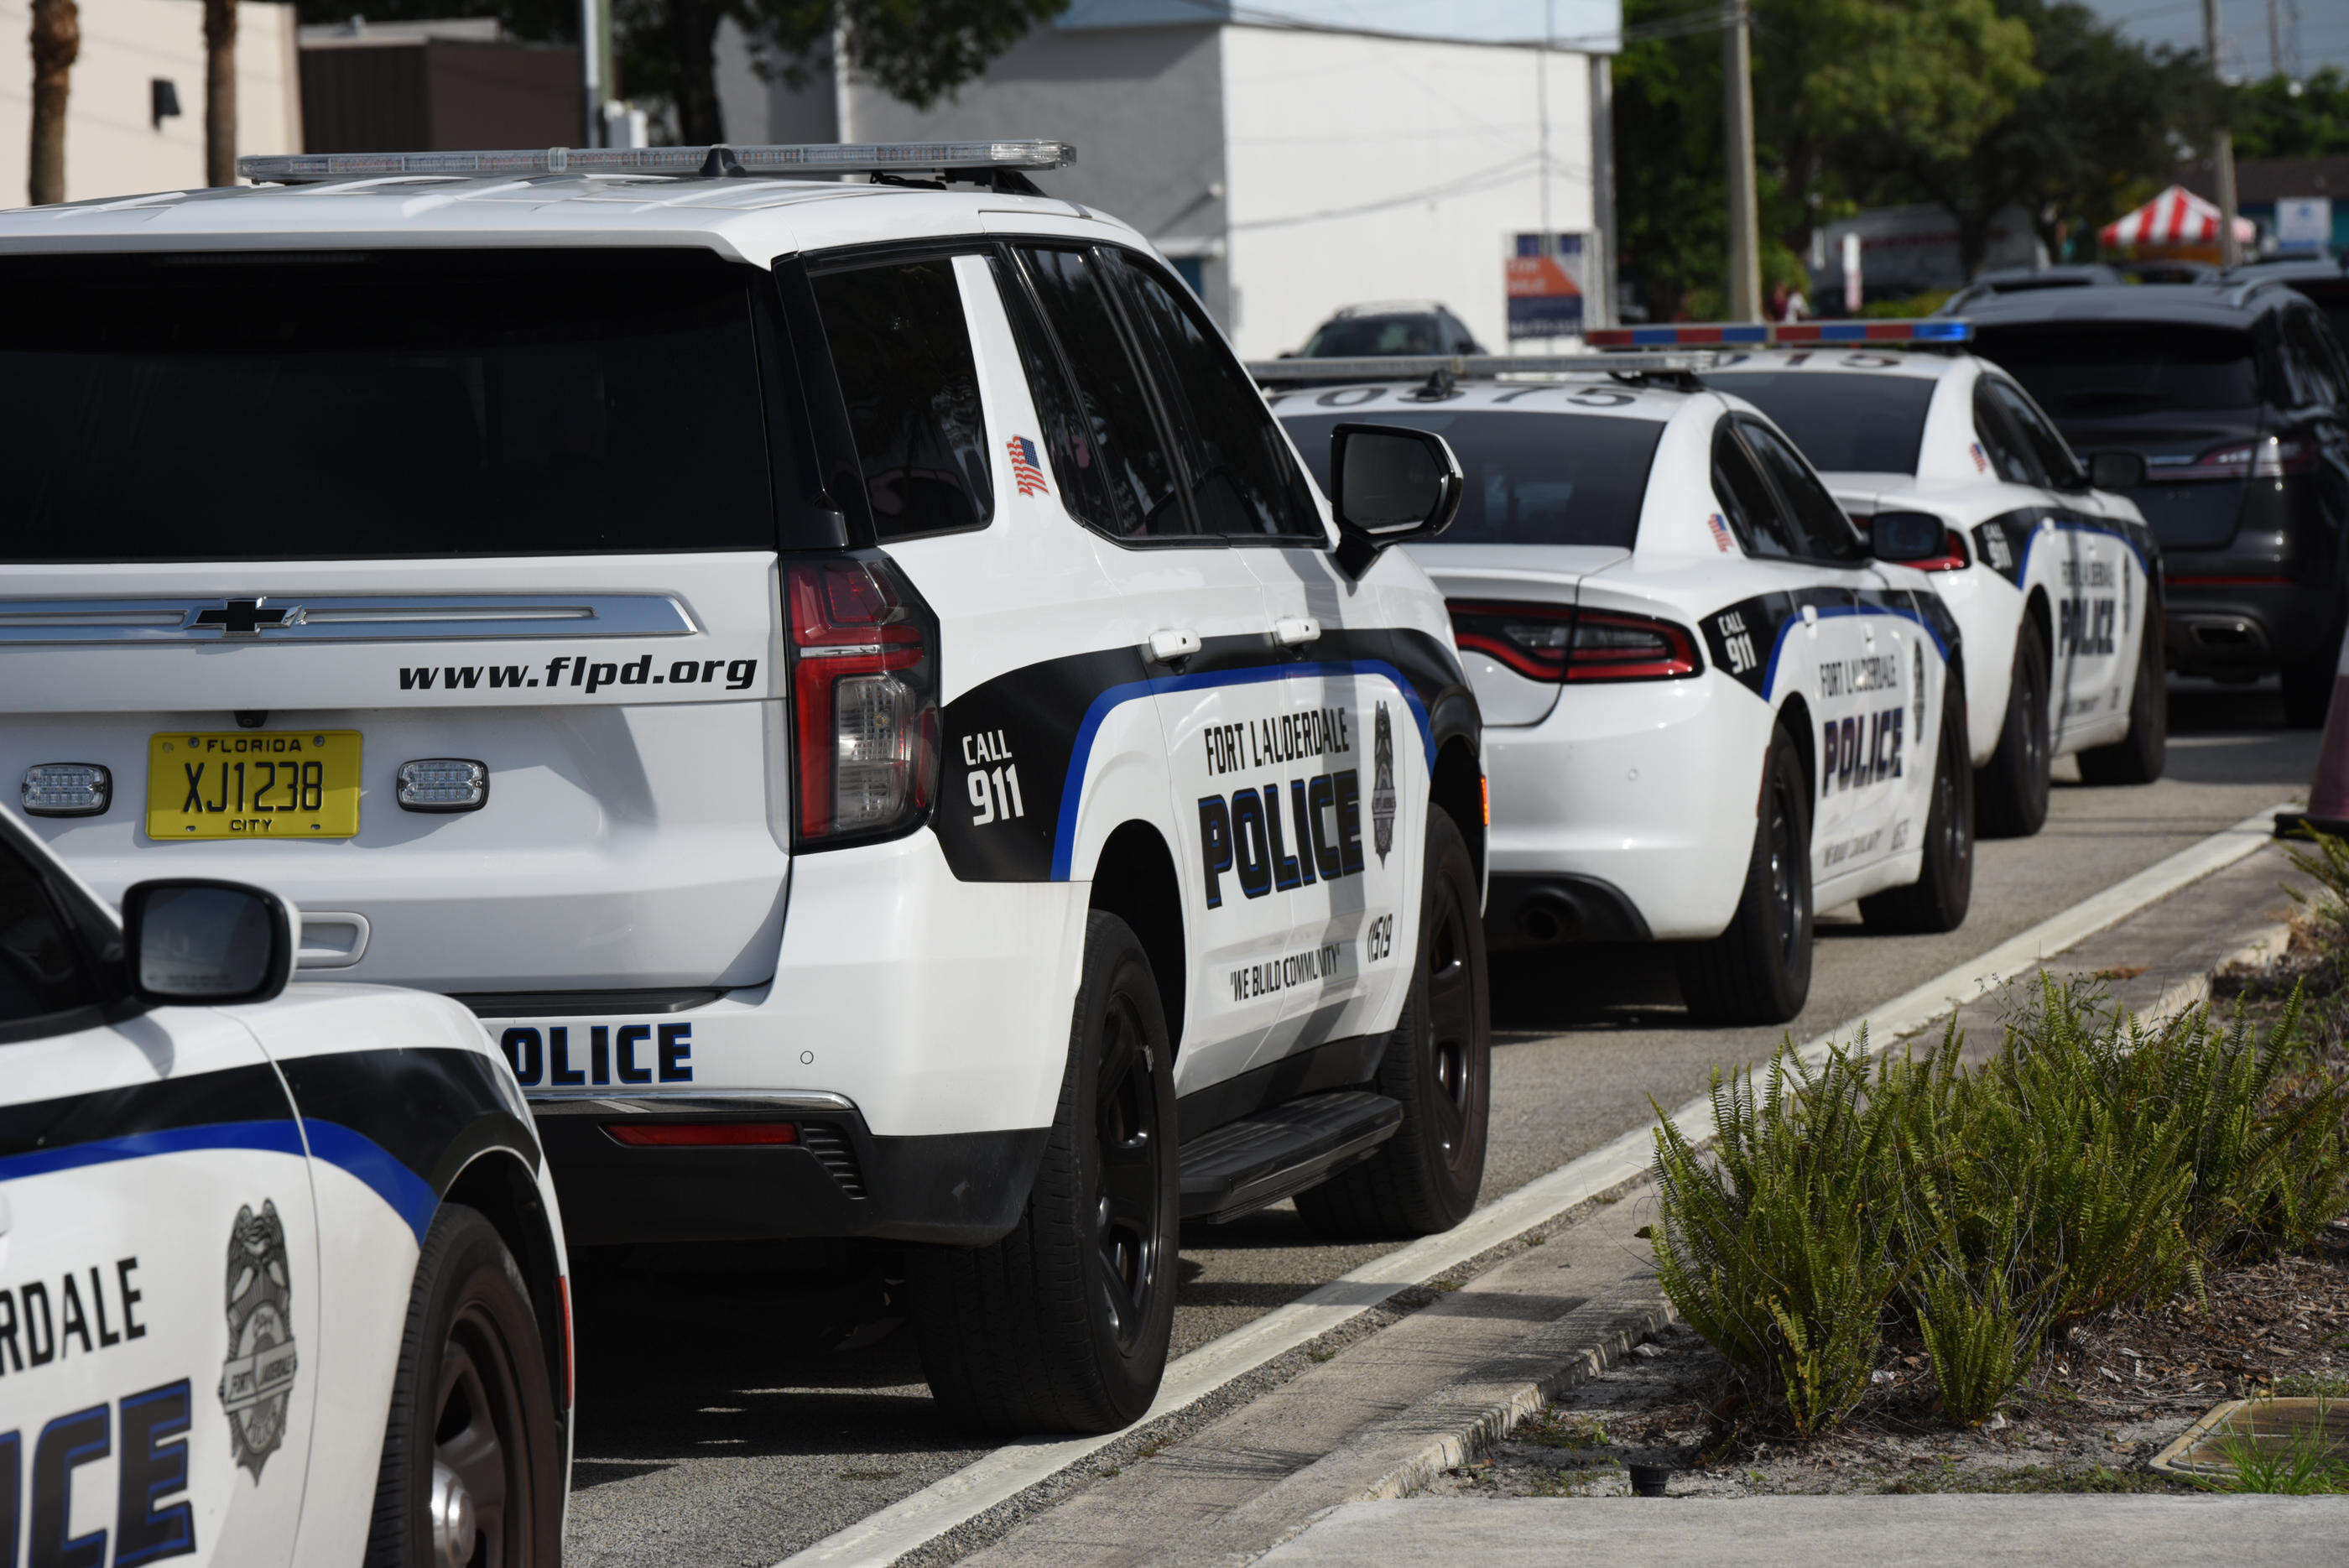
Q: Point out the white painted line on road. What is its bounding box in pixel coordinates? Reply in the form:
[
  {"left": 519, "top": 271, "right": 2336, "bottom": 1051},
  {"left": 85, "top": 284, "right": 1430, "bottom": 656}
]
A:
[{"left": 780, "top": 805, "right": 2291, "bottom": 1568}]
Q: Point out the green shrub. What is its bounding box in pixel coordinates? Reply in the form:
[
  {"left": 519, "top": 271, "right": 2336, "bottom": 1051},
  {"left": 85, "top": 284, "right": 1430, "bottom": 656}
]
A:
[{"left": 1913, "top": 1263, "right": 2038, "bottom": 1427}]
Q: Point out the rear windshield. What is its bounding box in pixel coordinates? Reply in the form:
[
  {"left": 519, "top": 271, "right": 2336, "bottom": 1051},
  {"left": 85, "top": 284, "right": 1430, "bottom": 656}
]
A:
[
  {"left": 1702, "top": 372, "right": 1936, "bottom": 475},
  {"left": 1280, "top": 409, "right": 1664, "bottom": 550},
  {"left": 1973, "top": 324, "right": 2261, "bottom": 418},
  {"left": 0, "top": 250, "right": 782, "bottom": 561},
  {"left": 1303, "top": 315, "right": 1440, "bottom": 357}
]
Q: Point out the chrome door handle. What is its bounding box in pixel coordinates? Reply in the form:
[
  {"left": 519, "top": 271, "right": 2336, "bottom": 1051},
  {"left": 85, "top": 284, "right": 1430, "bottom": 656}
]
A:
[
  {"left": 1273, "top": 616, "right": 1322, "bottom": 648},
  {"left": 1148, "top": 628, "right": 1202, "bottom": 664}
]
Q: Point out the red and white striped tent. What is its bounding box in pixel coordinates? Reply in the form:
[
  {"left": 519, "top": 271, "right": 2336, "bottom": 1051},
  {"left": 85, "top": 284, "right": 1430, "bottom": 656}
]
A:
[{"left": 2100, "top": 185, "right": 2257, "bottom": 249}]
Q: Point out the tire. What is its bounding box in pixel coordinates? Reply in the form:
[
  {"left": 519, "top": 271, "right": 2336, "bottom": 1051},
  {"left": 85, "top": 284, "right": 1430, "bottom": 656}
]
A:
[
  {"left": 1974, "top": 619, "right": 2050, "bottom": 838},
  {"left": 1676, "top": 723, "right": 1813, "bottom": 1025},
  {"left": 2077, "top": 611, "right": 2168, "bottom": 785},
  {"left": 366, "top": 1204, "right": 561, "bottom": 1568},
  {"left": 1861, "top": 685, "right": 1975, "bottom": 934},
  {"left": 907, "top": 911, "right": 1180, "bottom": 1435},
  {"left": 1294, "top": 806, "right": 1490, "bottom": 1239}
]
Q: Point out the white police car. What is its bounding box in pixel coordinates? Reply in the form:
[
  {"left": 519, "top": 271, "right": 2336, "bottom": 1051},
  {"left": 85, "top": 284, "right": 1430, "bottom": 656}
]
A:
[
  {"left": 1603, "top": 321, "right": 2164, "bottom": 836},
  {"left": 0, "top": 805, "right": 569, "bottom": 1566},
  {"left": 1262, "top": 353, "right": 1973, "bottom": 1024},
  {"left": 0, "top": 140, "right": 1490, "bottom": 1437}
]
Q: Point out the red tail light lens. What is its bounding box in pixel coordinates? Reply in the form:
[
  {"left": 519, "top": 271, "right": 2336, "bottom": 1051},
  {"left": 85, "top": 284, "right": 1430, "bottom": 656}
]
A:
[
  {"left": 1911, "top": 529, "right": 1971, "bottom": 572},
  {"left": 1448, "top": 600, "right": 1702, "bottom": 683},
  {"left": 785, "top": 557, "right": 938, "bottom": 845},
  {"left": 2162, "top": 435, "right": 2313, "bottom": 481},
  {"left": 604, "top": 1122, "right": 799, "bottom": 1147}
]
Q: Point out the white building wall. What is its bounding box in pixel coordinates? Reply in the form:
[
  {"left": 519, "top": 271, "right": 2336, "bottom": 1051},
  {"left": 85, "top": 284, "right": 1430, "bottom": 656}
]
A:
[
  {"left": 1219, "top": 26, "right": 1592, "bottom": 359},
  {"left": 0, "top": 0, "right": 302, "bottom": 207}
]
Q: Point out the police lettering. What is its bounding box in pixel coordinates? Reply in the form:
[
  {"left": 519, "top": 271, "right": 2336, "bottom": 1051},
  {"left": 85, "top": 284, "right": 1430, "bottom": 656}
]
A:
[
  {"left": 1198, "top": 769, "right": 1362, "bottom": 908},
  {"left": 0, "top": 1378, "right": 195, "bottom": 1567},
  {"left": 0, "top": 1258, "right": 146, "bottom": 1378},
  {"left": 2059, "top": 596, "right": 2117, "bottom": 658},
  {"left": 499, "top": 1024, "right": 693, "bottom": 1087},
  {"left": 1820, "top": 707, "right": 1904, "bottom": 797},
  {"left": 1203, "top": 708, "right": 1351, "bottom": 778}
]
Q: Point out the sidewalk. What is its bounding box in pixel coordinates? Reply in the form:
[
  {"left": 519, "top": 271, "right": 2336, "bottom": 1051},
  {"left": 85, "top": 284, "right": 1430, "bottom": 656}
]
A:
[{"left": 1255, "top": 1494, "right": 2349, "bottom": 1565}]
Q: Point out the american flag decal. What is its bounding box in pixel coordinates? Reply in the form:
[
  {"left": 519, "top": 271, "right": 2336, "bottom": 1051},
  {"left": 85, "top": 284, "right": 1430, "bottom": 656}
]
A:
[
  {"left": 1706, "top": 513, "right": 1735, "bottom": 552},
  {"left": 1008, "top": 435, "right": 1049, "bottom": 497}
]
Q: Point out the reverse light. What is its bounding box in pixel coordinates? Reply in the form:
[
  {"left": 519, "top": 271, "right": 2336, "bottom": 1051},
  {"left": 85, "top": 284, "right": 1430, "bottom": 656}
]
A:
[
  {"left": 1448, "top": 601, "right": 1702, "bottom": 683},
  {"left": 786, "top": 558, "right": 939, "bottom": 844},
  {"left": 395, "top": 758, "right": 487, "bottom": 812},
  {"left": 604, "top": 1122, "right": 799, "bottom": 1148},
  {"left": 2159, "top": 435, "right": 2313, "bottom": 482},
  {"left": 21, "top": 763, "right": 110, "bottom": 817}
]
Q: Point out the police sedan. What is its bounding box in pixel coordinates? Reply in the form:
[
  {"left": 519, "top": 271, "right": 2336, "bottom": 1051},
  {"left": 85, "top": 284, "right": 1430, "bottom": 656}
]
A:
[
  {"left": 1259, "top": 354, "right": 1974, "bottom": 1024},
  {"left": 0, "top": 805, "right": 567, "bottom": 1565},
  {"left": 1596, "top": 320, "right": 2164, "bottom": 837}
]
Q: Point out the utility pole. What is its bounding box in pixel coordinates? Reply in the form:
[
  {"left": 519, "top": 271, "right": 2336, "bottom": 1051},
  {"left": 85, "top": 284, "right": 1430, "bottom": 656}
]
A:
[
  {"left": 2206, "top": 0, "right": 2242, "bottom": 268},
  {"left": 1722, "top": 0, "right": 1763, "bottom": 320},
  {"left": 2268, "top": 0, "right": 2282, "bottom": 76},
  {"left": 580, "top": 0, "right": 602, "bottom": 147}
]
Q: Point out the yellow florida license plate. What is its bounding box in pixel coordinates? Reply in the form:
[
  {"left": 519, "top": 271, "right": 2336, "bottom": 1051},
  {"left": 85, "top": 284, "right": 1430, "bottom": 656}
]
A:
[{"left": 148, "top": 730, "right": 362, "bottom": 840}]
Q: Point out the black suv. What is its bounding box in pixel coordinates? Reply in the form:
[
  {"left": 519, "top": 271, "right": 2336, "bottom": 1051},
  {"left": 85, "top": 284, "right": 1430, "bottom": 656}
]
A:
[{"left": 1971, "top": 280, "right": 2349, "bottom": 725}]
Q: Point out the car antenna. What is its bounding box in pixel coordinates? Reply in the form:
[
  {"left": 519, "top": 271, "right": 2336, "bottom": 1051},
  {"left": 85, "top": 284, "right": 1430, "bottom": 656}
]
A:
[{"left": 1408, "top": 367, "right": 1456, "bottom": 401}]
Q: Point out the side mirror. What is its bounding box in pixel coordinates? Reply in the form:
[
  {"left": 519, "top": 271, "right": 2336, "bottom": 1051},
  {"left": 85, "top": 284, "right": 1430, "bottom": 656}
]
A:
[
  {"left": 123, "top": 880, "right": 295, "bottom": 1006},
  {"left": 2086, "top": 450, "right": 2148, "bottom": 491},
  {"left": 1870, "top": 510, "right": 1951, "bottom": 564},
  {"left": 1329, "top": 423, "right": 1465, "bottom": 579}
]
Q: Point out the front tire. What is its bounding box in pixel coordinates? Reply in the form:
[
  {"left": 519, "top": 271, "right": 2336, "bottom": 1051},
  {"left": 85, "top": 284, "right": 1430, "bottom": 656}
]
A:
[
  {"left": 1294, "top": 805, "right": 1490, "bottom": 1239},
  {"left": 366, "top": 1205, "right": 562, "bottom": 1568},
  {"left": 908, "top": 911, "right": 1180, "bottom": 1435},
  {"left": 1676, "top": 722, "right": 1813, "bottom": 1025},
  {"left": 2077, "top": 609, "right": 2168, "bottom": 784},
  {"left": 1861, "top": 686, "right": 1975, "bottom": 934},
  {"left": 1975, "top": 619, "right": 2050, "bottom": 837}
]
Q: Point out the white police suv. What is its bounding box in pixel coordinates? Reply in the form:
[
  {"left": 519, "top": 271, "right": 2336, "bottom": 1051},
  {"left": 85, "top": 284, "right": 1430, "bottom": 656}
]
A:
[
  {"left": 1263, "top": 353, "right": 1973, "bottom": 1025},
  {"left": 0, "top": 141, "right": 1490, "bottom": 1436},
  {"left": 0, "top": 805, "right": 569, "bottom": 1566},
  {"left": 1604, "top": 321, "right": 2164, "bottom": 836}
]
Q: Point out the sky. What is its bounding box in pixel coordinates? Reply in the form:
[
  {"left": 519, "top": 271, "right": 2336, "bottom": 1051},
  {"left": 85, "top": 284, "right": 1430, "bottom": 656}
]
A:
[{"left": 2075, "top": 0, "right": 2344, "bottom": 76}]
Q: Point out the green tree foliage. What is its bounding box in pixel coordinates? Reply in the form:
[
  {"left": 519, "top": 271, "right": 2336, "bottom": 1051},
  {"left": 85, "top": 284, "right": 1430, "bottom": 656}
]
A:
[
  {"left": 2233, "top": 66, "right": 2349, "bottom": 160},
  {"left": 295, "top": 0, "right": 1067, "bottom": 143}
]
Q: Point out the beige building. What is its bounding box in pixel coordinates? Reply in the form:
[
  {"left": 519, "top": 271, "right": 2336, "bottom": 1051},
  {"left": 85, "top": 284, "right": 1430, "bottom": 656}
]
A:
[{"left": 2, "top": 0, "right": 302, "bottom": 207}]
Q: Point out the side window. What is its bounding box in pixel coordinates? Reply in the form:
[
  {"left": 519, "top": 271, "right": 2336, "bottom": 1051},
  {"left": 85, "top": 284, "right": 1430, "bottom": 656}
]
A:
[
  {"left": 1110, "top": 254, "right": 1324, "bottom": 540},
  {"left": 1711, "top": 419, "right": 1800, "bottom": 560},
  {"left": 993, "top": 251, "right": 1117, "bottom": 532},
  {"left": 2286, "top": 310, "right": 2345, "bottom": 409},
  {"left": 1971, "top": 378, "right": 2046, "bottom": 487},
  {"left": 1987, "top": 378, "right": 2085, "bottom": 490},
  {"left": 809, "top": 257, "right": 993, "bottom": 540},
  {"left": 1018, "top": 246, "right": 1192, "bottom": 540},
  {"left": 0, "top": 841, "right": 96, "bottom": 1029},
  {"left": 1739, "top": 418, "right": 1868, "bottom": 563}
]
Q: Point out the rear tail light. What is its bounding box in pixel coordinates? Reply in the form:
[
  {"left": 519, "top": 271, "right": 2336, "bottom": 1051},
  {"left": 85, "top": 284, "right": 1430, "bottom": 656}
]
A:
[
  {"left": 1447, "top": 600, "right": 1702, "bottom": 683},
  {"left": 1911, "top": 529, "right": 1971, "bottom": 572},
  {"left": 2163, "top": 435, "right": 2313, "bottom": 481},
  {"left": 784, "top": 557, "right": 939, "bottom": 845},
  {"left": 604, "top": 1122, "right": 799, "bottom": 1147}
]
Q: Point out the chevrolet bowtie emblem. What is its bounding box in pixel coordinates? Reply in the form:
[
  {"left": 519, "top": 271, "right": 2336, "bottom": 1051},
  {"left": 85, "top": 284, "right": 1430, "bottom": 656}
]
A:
[{"left": 190, "top": 599, "right": 295, "bottom": 637}]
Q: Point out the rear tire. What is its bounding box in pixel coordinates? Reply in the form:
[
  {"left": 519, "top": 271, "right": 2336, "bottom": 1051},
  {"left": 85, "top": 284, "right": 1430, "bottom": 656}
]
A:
[
  {"left": 2281, "top": 634, "right": 2338, "bottom": 730},
  {"left": 1974, "top": 620, "right": 2050, "bottom": 837},
  {"left": 365, "top": 1204, "right": 562, "bottom": 1568},
  {"left": 1676, "top": 723, "right": 1812, "bottom": 1025},
  {"left": 907, "top": 911, "right": 1179, "bottom": 1435},
  {"left": 1294, "top": 806, "right": 1489, "bottom": 1239},
  {"left": 2077, "top": 611, "right": 2168, "bottom": 785},
  {"left": 1861, "top": 687, "right": 1975, "bottom": 934}
]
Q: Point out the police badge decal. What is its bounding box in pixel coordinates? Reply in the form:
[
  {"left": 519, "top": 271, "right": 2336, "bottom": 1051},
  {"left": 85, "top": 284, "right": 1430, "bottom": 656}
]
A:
[
  {"left": 1372, "top": 704, "right": 1397, "bottom": 864},
  {"left": 220, "top": 1200, "right": 299, "bottom": 1478}
]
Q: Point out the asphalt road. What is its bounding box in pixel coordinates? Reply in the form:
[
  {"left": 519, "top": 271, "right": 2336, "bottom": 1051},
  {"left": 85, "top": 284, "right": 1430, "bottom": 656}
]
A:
[{"left": 562, "top": 680, "right": 2320, "bottom": 1567}]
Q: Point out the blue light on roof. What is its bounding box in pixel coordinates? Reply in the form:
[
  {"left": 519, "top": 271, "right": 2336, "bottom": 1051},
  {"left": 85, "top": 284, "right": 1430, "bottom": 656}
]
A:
[{"left": 1911, "top": 320, "right": 1972, "bottom": 341}]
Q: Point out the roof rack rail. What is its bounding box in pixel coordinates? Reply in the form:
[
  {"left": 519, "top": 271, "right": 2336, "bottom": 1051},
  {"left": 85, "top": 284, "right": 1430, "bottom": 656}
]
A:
[
  {"left": 1247, "top": 351, "right": 1721, "bottom": 384},
  {"left": 1586, "top": 320, "right": 1970, "bottom": 349},
  {"left": 237, "top": 139, "right": 1076, "bottom": 188}
]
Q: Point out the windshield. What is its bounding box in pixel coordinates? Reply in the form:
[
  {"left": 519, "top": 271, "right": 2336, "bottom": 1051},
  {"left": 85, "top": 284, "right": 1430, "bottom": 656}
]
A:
[
  {"left": 1972, "top": 325, "right": 2261, "bottom": 418},
  {"left": 1303, "top": 315, "right": 1442, "bottom": 357},
  {"left": 1703, "top": 372, "right": 1937, "bottom": 475},
  {"left": 1280, "top": 409, "right": 1664, "bottom": 549},
  {"left": 0, "top": 250, "right": 783, "bottom": 561}
]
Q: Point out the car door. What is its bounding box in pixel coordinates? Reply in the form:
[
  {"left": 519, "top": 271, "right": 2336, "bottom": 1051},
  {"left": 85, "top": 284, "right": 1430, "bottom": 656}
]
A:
[
  {"left": 0, "top": 826, "right": 316, "bottom": 1568},
  {"left": 1734, "top": 415, "right": 1918, "bottom": 883},
  {"left": 997, "top": 242, "right": 1289, "bottom": 1097},
  {"left": 1108, "top": 252, "right": 1416, "bottom": 1063}
]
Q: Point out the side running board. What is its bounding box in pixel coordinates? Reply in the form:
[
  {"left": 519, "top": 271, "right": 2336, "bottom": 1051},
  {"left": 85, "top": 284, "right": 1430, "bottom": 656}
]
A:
[{"left": 1177, "top": 1089, "right": 1403, "bottom": 1225}]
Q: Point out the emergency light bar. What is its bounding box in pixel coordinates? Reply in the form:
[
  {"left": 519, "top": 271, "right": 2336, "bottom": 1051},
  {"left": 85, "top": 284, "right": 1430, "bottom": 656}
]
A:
[
  {"left": 237, "top": 139, "right": 1076, "bottom": 186},
  {"left": 1247, "top": 351, "right": 1721, "bottom": 383},
  {"left": 1586, "top": 320, "right": 1971, "bottom": 348}
]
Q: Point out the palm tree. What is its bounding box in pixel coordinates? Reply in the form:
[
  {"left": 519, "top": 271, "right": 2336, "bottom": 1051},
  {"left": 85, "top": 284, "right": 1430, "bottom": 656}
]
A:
[
  {"left": 204, "top": 0, "right": 236, "bottom": 186},
  {"left": 28, "top": 0, "right": 78, "bottom": 204}
]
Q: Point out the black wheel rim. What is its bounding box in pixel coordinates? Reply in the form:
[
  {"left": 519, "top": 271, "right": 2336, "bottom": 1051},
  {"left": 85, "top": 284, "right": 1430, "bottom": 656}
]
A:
[
  {"left": 1765, "top": 776, "right": 1807, "bottom": 973},
  {"left": 1422, "top": 869, "right": 1480, "bottom": 1177},
  {"left": 1092, "top": 994, "right": 1163, "bottom": 1356},
  {"left": 431, "top": 1305, "right": 528, "bottom": 1568},
  {"left": 2021, "top": 661, "right": 2048, "bottom": 788}
]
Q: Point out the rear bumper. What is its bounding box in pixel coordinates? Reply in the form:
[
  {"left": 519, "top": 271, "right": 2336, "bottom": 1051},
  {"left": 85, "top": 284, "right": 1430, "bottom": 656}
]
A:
[
  {"left": 2164, "top": 575, "right": 2341, "bottom": 675},
  {"left": 532, "top": 1094, "right": 1048, "bottom": 1248}
]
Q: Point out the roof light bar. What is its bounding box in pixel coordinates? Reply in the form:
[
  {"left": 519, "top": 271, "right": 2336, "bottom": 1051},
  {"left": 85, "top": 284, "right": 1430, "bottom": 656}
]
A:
[
  {"left": 238, "top": 139, "right": 1076, "bottom": 186},
  {"left": 1586, "top": 320, "right": 1971, "bottom": 349},
  {"left": 1247, "top": 351, "right": 1721, "bottom": 383}
]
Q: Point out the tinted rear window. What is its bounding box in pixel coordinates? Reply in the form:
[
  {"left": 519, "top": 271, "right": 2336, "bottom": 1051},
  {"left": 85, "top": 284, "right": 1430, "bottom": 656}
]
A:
[
  {"left": 1703, "top": 372, "right": 1936, "bottom": 474},
  {"left": 1303, "top": 315, "right": 1441, "bottom": 357},
  {"left": 0, "top": 250, "right": 781, "bottom": 561},
  {"left": 1280, "top": 409, "right": 1664, "bottom": 549},
  {"left": 1974, "top": 324, "right": 2261, "bottom": 418}
]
